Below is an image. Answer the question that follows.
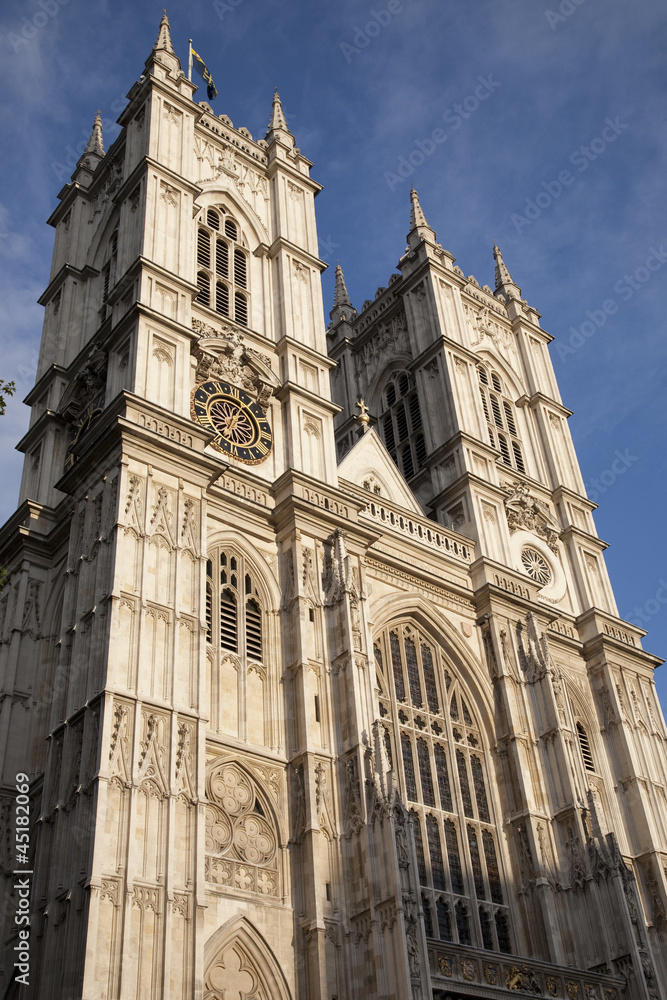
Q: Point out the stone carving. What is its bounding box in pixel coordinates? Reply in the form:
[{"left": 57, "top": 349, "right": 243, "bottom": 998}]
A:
[
  {"left": 137, "top": 712, "right": 168, "bottom": 795},
  {"left": 403, "top": 892, "right": 420, "bottom": 977},
  {"left": 149, "top": 485, "right": 175, "bottom": 548},
  {"left": 343, "top": 755, "right": 364, "bottom": 838},
  {"left": 205, "top": 761, "right": 278, "bottom": 897},
  {"left": 180, "top": 497, "right": 199, "bottom": 556},
  {"left": 352, "top": 311, "right": 410, "bottom": 393},
  {"left": 485, "top": 963, "right": 501, "bottom": 986},
  {"left": 515, "top": 613, "right": 550, "bottom": 684},
  {"left": 192, "top": 326, "right": 279, "bottom": 413},
  {"left": 291, "top": 762, "right": 306, "bottom": 843},
  {"left": 506, "top": 964, "right": 542, "bottom": 993},
  {"left": 109, "top": 703, "right": 130, "bottom": 781},
  {"left": 59, "top": 346, "right": 109, "bottom": 470},
  {"left": 124, "top": 475, "right": 144, "bottom": 536},
  {"left": 503, "top": 482, "right": 560, "bottom": 552},
  {"left": 20, "top": 579, "right": 42, "bottom": 639}
]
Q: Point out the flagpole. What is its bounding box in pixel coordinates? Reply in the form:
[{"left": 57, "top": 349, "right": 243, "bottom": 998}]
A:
[{"left": 188, "top": 39, "right": 193, "bottom": 82}]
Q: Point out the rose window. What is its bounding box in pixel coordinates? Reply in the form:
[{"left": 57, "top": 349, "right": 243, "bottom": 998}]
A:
[{"left": 521, "top": 548, "right": 552, "bottom": 586}]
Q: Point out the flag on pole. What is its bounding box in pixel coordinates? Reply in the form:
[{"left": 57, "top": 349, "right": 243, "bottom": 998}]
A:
[{"left": 190, "top": 45, "right": 217, "bottom": 101}]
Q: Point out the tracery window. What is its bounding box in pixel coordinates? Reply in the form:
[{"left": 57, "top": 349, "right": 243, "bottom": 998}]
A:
[
  {"left": 375, "top": 621, "right": 512, "bottom": 952},
  {"left": 378, "top": 371, "right": 427, "bottom": 479},
  {"left": 206, "top": 547, "right": 267, "bottom": 744},
  {"left": 195, "top": 207, "right": 249, "bottom": 326},
  {"left": 477, "top": 364, "right": 525, "bottom": 473},
  {"left": 206, "top": 550, "right": 263, "bottom": 662}
]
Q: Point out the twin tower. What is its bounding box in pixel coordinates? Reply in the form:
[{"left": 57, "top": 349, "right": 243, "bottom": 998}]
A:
[{"left": 0, "top": 14, "right": 665, "bottom": 1000}]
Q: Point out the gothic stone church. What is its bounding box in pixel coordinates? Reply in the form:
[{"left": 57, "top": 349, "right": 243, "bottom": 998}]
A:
[{"left": 1, "top": 14, "right": 666, "bottom": 1000}]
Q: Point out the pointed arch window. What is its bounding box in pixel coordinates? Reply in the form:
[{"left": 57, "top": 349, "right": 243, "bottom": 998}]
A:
[
  {"left": 378, "top": 370, "right": 427, "bottom": 478},
  {"left": 195, "top": 207, "right": 250, "bottom": 326},
  {"left": 206, "top": 549, "right": 264, "bottom": 663},
  {"left": 437, "top": 898, "right": 452, "bottom": 941},
  {"left": 374, "top": 620, "right": 512, "bottom": 952},
  {"left": 477, "top": 364, "right": 525, "bottom": 473}
]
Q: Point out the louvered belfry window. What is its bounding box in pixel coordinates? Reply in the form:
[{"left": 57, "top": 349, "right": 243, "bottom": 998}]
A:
[
  {"left": 195, "top": 207, "right": 249, "bottom": 326},
  {"left": 476, "top": 364, "right": 525, "bottom": 474},
  {"left": 378, "top": 371, "right": 427, "bottom": 479},
  {"left": 374, "top": 621, "right": 512, "bottom": 953},
  {"left": 205, "top": 549, "right": 263, "bottom": 664}
]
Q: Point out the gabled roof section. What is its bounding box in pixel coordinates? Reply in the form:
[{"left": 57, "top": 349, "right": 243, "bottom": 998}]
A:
[{"left": 337, "top": 428, "right": 423, "bottom": 515}]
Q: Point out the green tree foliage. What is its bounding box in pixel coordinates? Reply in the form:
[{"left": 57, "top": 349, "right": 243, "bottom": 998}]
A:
[{"left": 0, "top": 379, "right": 15, "bottom": 416}]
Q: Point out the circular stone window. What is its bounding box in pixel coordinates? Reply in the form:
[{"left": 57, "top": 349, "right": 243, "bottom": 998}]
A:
[{"left": 521, "top": 547, "right": 552, "bottom": 586}]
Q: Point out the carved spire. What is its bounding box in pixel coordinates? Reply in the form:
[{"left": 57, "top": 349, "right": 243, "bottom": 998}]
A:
[
  {"left": 407, "top": 186, "right": 436, "bottom": 249},
  {"left": 334, "top": 263, "right": 352, "bottom": 308},
  {"left": 154, "top": 9, "right": 175, "bottom": 54},
  {"left": 330, "top": 263, "right": 357, "bottom": 324},
  {"left": 267, "top": 88, "right": 289, "bottom": 134},
  {"left": 493, "top": 242, "right": 521, "bottom": 300},
  {"left": 410, "top": 186, "right": 430, "bottom": 230},
  {"left": 84, "top": 111, "right": 104, "bottom": 157}
]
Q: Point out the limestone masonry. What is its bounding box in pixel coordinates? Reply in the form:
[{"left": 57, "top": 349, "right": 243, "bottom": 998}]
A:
[{"left": 0, "top": 14, "right": 665, "bottom": 1000}]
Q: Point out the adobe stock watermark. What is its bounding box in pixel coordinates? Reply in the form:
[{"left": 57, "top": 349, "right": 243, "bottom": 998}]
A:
[
  {"left": 585, "top": 449, "right": 638, "bottom": 504},
  {"left": 555, "top": 243, "right": 667, "bottom": 363},
  {"left": 511, "top": 116, "right": 629, "bottom": 234},
  {"left": 628, "top": 579, "right": 667, "bottom": 630},
  {"left": 340, "top": 0, "right": 417, "bottom": 63},
  {"left": 51, "top": 96, "right": 128, "bottom": 184},
  {"left": 6, "top": 0, "right": 72, "bottom": 54},
  {"left": 213, "top": 0, "right": 244, "bottom": 20},
  {"left": 545, "top": 0, "right": 587, "bottom": 31},
  {"left": 384, "top": 75, "right": 501, "bottom": 191}
]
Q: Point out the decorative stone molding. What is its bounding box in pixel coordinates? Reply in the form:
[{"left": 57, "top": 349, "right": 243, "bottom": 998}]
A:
[
  {"left": 192, "top": 325, "right": 278, "bottom": 413},
  {"left": 503, "top": 481, "right": 560, "bottom": 552}
]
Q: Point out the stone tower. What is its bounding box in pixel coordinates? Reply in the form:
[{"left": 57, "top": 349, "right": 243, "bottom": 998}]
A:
[{"left": 0, "top": 14, "right": 666, "bottom": 1000}]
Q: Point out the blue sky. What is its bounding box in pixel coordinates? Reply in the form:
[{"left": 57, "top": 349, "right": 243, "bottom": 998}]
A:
[{"left": 1, "top": 0, "right": 666, "bottom": 704}]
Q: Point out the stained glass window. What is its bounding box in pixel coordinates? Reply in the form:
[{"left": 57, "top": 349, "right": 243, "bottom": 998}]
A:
[
  {"left": 468, "top": 827, "right": 485, "bottom": 899},
  {"left": 471, "top": 755, "right": 490, "bottom": 822},
  {"left": 427, "top": 815, "right": 446, "bottom": 890},
  {"left": 437, "top": 898, "right": 452, "bottom": 941},
  {"left": 421, "top": 643, "right": 439, "bottom": 713},
  {"left": 376, "top": 622, "right": 512, "bottom": 955},
  {"left": 496, "top": 910, "right": 512, "bottom": 953},
  {"left": 434, "top": 744, "right": 453, "bottom": 812},
  {"left": 402, "top": 734, "right": 417, "bottom": 802},
  {"left": 455, "top": 901, "right": 471, "bottom": 945},
  {"left": 405, "top": 636, "right": 423, "bottom": 707},
  {"left": 480, "top": 907, "right": 494, "bottom": 950},
  {"left": 445, "top": 820, "right": 464, "bottom": 894},
  {"left": 417, "top": 739, "right": 436, "bottom": 806},
  {"left": 457, "top": 750, "right": 474, "bottom": 818},
  {"left": 390, "top": 632, "right": 406, "bottom": 702},
  {"left": 483, "top": 831, "right": 503, "bottom": 904},
  {"left": 412, "top": 812, "right": 427, "bottom": 885},
  {"left": 422, "top": 894, "right": 433, "bottom": 937}
]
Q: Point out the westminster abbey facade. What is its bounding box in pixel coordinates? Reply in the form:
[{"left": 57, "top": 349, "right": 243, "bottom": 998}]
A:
[{"left": 0, "top": 14, "right": 666, "bottom": 1000}]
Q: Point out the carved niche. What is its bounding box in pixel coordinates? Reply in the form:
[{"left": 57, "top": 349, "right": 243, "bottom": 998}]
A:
[
  {"left": 502, "top": 481, "right": 561, "bottom": 552},
  {"left": 59, "top": 346, "right": 109, "bottom": 470}
]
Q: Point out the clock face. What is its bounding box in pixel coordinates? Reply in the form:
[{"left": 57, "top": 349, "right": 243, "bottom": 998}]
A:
[{"left": 191, "top": 379, "right": 273, "bottom": 464}]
